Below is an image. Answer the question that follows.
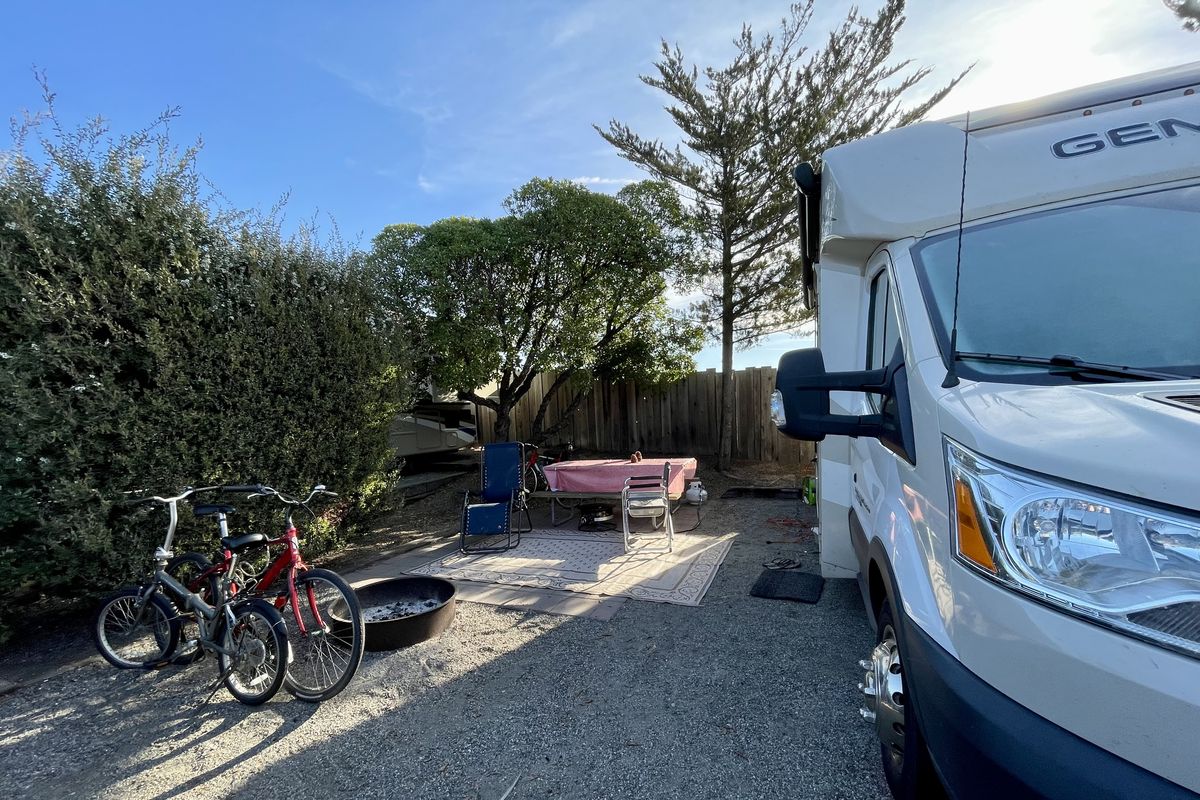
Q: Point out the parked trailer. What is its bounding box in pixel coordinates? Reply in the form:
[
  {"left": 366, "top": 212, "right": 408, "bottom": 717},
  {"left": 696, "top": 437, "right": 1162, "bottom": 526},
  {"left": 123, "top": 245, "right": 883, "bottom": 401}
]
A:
[
  {"left": 773, "top": 63, "right": 1200, "bottom": 799},
  {"left": 389, "top": 401, "right": 477, "bottom": 458}
]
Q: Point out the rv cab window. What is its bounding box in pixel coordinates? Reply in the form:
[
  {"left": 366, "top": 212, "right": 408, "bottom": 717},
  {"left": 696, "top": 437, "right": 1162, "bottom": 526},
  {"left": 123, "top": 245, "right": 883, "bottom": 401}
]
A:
[
  {"left": 865, "top": 270, "right": 902, "bottom": 414},
  {"left": 866, "top": 271, "right": 901, "bottom": 372}
]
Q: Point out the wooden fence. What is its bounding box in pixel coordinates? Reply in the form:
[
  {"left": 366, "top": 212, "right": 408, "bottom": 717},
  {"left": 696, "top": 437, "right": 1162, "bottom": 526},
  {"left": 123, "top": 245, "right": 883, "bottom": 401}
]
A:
[{"left": 474, "top": 368, "right": 815, "bottom": 464}]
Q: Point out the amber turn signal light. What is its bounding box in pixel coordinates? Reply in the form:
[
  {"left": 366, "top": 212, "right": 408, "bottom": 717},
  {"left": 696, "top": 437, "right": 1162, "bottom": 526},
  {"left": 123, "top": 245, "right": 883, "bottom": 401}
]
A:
[{"left": 954, "top": 477, "right": 998, "bottom": 573}]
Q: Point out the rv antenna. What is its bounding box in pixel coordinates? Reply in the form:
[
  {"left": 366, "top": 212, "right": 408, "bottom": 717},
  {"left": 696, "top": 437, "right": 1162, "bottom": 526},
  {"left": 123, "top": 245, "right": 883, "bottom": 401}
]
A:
[{"left": 941, "top": 111, "right": 971, "bottom": 389}]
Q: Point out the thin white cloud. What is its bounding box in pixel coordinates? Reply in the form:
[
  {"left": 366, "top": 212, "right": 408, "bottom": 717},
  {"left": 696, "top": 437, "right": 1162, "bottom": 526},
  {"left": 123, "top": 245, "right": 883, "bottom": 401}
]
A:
[
  {"left": 417, "top": 174, "right": 436, "bottom": 193},
  {"left": 572, "top": 176, "right": 637, "bottom": 186},
  {"left": 316, "top": 59, "right": 452, "bottom": 124},
  {"left": 550, "top": 6, "right": 598, "bottom": 47}
]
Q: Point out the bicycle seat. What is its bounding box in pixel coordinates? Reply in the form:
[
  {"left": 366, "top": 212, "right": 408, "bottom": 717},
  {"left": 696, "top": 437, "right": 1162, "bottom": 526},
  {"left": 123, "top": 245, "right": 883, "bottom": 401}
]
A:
[
  {"left": 220, "top": 532, "right": 267, "bottom": 552},
  {"left": 193, "top": 504, "right": 235, "bottom": 517}
]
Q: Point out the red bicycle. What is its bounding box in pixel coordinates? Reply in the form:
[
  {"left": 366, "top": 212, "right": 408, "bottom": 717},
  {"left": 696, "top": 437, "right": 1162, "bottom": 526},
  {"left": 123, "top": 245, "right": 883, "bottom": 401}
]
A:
[
  {"left": 167, "top": 483, "right": 365, "bottom": 703},
  {"left": 523, "top": 440, "right": 574, "bottom": 492}
]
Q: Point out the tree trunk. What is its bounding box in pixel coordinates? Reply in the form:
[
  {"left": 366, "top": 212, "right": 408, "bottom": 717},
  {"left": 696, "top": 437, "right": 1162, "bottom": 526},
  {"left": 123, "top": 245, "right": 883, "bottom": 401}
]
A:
[
  {"left": 493, "top": 406, "right": 513, "bottom": 442},
  {"left": 529, "top": 370, "right": 577, "bottom": 443},
  {"left": 534, "top": 383, "right": 592, "bottom": 443},
  {"left": 718, "top": 255, "right": 736, "bottom": 472}
]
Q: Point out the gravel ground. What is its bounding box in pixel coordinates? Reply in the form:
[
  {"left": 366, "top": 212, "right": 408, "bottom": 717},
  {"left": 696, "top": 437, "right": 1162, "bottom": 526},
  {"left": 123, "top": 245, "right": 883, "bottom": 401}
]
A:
[{"left": 0, "top": 466, "right": 889, "bottom": 800}]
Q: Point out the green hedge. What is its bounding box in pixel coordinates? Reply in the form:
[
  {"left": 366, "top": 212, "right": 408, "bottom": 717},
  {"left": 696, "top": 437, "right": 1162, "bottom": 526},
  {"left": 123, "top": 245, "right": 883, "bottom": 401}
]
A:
[{"left": 0, "top": 110, "right": 410, "bottom": 638}]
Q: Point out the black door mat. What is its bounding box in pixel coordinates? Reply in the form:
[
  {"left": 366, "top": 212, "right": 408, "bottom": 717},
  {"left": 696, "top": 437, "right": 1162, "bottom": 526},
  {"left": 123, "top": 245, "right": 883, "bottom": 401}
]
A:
[
  {"left": 750, "top": 570, "right": 825, "bottom": 603},
  {"left": 722, "top": 487, "right": 802, "bottom": 500}
]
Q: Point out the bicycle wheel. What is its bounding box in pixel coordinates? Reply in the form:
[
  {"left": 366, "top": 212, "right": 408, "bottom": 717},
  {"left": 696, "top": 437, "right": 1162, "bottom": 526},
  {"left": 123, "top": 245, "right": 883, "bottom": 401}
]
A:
[
  {"left": 93, "top": 587, "right": 180, "bottom": 669},
  {"left": 282, "top": 568, "right": 365, "bottom": 703},
  {"left": 525, "top": 463, "right": 547, "bottom": 492},
  {"left": 216, "top": 598, "right": 289, "bottom": 706}
]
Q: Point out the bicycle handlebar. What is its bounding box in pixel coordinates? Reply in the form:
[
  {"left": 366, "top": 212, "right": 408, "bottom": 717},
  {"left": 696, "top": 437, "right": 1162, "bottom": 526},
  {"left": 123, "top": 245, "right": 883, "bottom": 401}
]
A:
[
  {"left": 126, "top": 485, "right": 221, "bottom": 506},
  {"left": 238, "top": 484, "right": 338, "bottom": 506},
  {"left": 128, "top": 483, "right": 336, "bottom": 507}
]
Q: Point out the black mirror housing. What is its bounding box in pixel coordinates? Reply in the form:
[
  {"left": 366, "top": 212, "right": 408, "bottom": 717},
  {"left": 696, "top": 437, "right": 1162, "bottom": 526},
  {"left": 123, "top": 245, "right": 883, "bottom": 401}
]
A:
[
  {"left": 773, "top": 346, "right": 915, "bottom": 462},
  {"left": 774, "top": 348, "right": 831, "bottom": 441}
]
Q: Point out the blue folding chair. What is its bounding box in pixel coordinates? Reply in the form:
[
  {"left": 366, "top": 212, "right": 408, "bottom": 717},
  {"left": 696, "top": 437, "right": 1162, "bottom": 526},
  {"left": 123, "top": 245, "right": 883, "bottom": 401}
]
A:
[{"left": 460, "top": 442, "right": 532, "bottom": 553}]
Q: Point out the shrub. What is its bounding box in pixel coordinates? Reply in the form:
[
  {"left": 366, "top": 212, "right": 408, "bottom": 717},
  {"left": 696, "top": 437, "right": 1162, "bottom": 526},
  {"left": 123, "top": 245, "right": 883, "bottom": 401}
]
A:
[{"left": 0, "top": 95, "right": 411, "bottom": 639}]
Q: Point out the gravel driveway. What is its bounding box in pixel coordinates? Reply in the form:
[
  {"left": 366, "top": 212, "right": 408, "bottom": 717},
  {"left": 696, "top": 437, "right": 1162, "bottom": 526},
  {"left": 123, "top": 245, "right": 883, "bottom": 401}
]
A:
[{"left": 0, "top": 488, "right": 888, "bottom": 800}]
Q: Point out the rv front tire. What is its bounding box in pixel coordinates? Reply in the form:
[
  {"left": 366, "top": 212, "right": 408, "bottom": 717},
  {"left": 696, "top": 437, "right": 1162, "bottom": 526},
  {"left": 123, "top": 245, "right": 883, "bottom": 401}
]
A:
[{"left": 873, "top": 599, "right": 945, "bottom": 800}]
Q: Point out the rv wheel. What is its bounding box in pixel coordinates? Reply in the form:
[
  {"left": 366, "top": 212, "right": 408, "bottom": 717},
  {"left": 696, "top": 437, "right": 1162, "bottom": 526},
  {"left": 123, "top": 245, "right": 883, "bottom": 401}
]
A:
[{"left": 870, "top": 599, "right": 945, "bottom": 800}]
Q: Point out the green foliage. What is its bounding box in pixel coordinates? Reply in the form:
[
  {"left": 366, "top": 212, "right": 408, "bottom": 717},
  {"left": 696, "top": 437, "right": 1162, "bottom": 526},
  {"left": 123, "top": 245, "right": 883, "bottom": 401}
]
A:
[
  {"left": 372, "top": 177, "right": 702, "bottom": 441},
  {"left": 0, "top": 94, "right": 411, "bottom": 634}
]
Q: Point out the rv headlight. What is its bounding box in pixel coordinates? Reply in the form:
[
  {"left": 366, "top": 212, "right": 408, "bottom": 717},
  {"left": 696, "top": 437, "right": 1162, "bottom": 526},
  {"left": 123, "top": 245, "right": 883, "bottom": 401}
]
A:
[
  {"left": 946, "top": 439, "right": 1200, "bottom": 659},
  {"left": 769, "top": 389, "right": 787, "bottom": 429}
]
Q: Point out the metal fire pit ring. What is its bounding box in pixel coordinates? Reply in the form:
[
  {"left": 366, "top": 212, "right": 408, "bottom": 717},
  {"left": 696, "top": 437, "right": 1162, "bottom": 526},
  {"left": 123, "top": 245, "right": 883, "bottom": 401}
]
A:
[{"left": 337, "top": 576, "right": 457, "bottom": 652}]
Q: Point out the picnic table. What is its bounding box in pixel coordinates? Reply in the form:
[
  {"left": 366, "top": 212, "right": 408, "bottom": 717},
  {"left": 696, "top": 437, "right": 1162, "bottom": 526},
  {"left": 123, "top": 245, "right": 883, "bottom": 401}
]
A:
[{"left": 529, "top": 457, "right": 698, "bottom": 526}]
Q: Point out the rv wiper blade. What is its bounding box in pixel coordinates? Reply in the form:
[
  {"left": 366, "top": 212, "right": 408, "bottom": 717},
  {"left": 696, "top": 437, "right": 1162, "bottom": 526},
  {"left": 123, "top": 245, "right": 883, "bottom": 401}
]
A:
[{"left": 955, "top": 352, "right": 1194, "bottom": 382}]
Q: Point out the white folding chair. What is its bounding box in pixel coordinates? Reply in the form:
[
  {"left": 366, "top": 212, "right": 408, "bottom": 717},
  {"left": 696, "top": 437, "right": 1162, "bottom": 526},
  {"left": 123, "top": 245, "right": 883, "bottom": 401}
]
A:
[{"left": 621, "top": 461, "right": 674, "bottom": 553}]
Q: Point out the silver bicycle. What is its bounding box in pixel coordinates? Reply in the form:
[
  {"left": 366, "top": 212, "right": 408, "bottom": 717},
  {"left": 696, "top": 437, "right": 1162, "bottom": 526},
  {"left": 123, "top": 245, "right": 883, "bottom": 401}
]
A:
[{"left": 92, "top": 486, "right": 290, "bottom": 706}]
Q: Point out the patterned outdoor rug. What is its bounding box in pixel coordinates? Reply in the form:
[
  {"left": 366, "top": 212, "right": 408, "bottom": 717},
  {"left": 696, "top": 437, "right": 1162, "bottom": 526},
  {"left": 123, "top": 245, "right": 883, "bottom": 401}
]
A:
[{"left": 407, "top": 529, "right": 734, "bottom": 607}]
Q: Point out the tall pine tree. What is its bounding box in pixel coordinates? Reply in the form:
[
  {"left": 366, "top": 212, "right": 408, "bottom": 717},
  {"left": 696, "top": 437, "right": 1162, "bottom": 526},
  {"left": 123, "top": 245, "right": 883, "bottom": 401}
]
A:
[
  {"left": 1163, "top": 0, "right": 1200, "bottom": 31},
  {"left": 598, "top": 0, "right": 965, "bottom": 470}
]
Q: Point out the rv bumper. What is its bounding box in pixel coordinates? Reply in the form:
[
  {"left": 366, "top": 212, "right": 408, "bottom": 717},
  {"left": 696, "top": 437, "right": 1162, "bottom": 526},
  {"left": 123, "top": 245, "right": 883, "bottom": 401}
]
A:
[{"left": 901, "top": 617, "right": 1198, "bottom": 800}]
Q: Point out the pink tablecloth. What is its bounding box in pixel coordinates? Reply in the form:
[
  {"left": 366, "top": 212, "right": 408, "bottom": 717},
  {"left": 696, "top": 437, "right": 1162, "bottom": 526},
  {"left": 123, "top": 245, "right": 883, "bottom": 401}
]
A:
[{"left": 543, "top": 458, "right": 698, "bottom": 498}]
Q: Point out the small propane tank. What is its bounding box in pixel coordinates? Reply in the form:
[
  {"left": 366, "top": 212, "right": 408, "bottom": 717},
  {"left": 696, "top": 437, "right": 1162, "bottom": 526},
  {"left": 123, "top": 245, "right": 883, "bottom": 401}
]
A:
[{"left": 685, "top": 480, "right": 708, "bottom": 505}]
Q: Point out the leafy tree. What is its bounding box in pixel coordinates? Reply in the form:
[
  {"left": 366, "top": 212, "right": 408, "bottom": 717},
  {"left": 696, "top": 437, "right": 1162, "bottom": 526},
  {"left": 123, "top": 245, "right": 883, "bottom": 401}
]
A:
[
  {"left": 597, "top": 0, "right": 964, "bottom": 469},
  {"left": 372, "top": 178, "right": 702, "bottom": 442},
  {"left": 1164, "top": 0, "right": 1200, "bottom": 31}
]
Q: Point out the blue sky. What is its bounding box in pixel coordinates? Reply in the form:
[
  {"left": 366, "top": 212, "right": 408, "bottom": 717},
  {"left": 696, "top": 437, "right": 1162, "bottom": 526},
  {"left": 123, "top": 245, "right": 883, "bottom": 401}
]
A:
[{"left": 2, "top": 1, "right": 1195, "bottom": 368}]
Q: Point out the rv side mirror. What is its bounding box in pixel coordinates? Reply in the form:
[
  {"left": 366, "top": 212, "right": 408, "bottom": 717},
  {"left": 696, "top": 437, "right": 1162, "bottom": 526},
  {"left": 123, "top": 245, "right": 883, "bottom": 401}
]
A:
[
  {"left": 771, "top": 347, "right": 892, "bottom": 443},
  {"left": 771, "top": 349, "right": 831, "bottom": 441}
]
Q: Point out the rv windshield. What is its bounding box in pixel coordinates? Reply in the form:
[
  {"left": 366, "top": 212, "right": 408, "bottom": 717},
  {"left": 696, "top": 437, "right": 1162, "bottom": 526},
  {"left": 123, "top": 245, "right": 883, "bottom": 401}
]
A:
[{"left": 912, "top": 184, "right": 1200, "bottom": 382}]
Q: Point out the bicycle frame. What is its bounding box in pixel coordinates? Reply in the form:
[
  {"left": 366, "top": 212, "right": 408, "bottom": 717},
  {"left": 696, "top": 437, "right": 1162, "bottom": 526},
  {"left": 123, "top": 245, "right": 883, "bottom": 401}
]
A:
[
  {"left": 147, "top": 569, "right": 239, "bottom": 658},
  {"left": 132, "top": 486, "right": 242, "bottom": 657},
  {"left": 257, "top": 514, "right": 322, "bottom": 637},
  {"left": 185, "top": 493, "right": 327, "bottom": 637}
]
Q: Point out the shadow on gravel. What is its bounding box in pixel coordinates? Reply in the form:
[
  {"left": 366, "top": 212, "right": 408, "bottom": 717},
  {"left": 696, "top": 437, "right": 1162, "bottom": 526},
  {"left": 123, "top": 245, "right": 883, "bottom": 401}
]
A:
[
  {"left": 217, "top": 501, "right": 886, "bottom": 799},
  {"left": 0, "top": 660, "right": 320, "bottom": 799},
  {"left": 1, "top": 493, "right": 888, "bottom": 800}
]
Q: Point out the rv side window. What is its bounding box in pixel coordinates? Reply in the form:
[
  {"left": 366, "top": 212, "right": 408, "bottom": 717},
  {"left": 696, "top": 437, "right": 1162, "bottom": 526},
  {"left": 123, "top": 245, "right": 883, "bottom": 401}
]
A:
[
  {"left": 866, "top": 273, "right": 888, "bottom": 371},
  {"left": 866, "top": 272, "right": 899, "bottom": 370}
]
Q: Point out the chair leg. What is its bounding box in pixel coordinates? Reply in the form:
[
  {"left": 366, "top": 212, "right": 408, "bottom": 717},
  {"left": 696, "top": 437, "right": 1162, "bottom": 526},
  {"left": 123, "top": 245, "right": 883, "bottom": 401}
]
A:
[
  {"left": 666, "top": 505, "right": 675, "bottom": 553},
  {"left": 459, "top": 505, "right": 467, "bottom": 553}
]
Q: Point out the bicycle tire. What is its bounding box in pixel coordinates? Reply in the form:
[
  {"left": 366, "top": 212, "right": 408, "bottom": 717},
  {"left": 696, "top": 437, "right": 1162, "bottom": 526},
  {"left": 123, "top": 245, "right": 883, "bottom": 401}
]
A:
[
  {"left": 525, "top": 463, "right": 548, "bottom": 493},
  {"left": 216, "top": 597, "right": 289, "bottom": 706},
  {"left": 281, "top": 567, "right": 365, "bottom": 703},
  {"left": 93, "top": 587, "right": 180, "bottom": 669}
]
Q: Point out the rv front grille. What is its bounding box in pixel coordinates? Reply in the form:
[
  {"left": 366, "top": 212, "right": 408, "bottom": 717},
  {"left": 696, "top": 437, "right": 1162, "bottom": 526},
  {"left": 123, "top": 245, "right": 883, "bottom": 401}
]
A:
[
  {"left": 1143, "top": 393, "right": 1200, "bottom": 414},
  {"left": 1128, "top": 603, "right": 1200, "bottom": 647},
  {"left": 1167, "top": 394, "right": 1200, "bottom": 410}
]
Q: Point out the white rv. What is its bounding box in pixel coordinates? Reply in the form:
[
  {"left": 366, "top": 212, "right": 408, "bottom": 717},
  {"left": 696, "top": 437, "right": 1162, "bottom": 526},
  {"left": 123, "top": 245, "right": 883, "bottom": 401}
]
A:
[
  {"left": 773, "top": 64, "right": 1200, "bottom": 798},
  {"left": 389, "top": 401, "right": 477, "bottom": 458}
]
